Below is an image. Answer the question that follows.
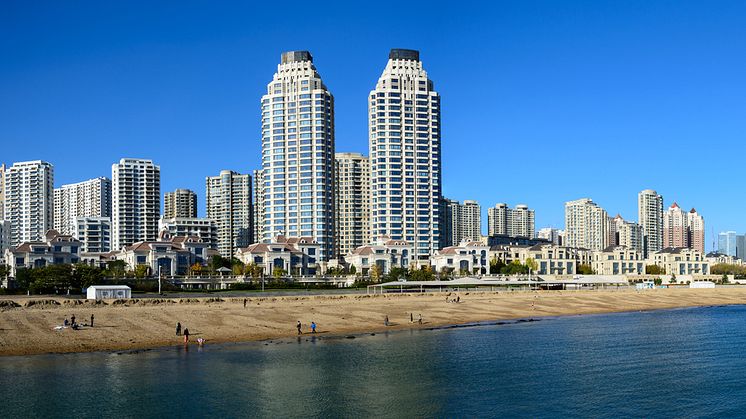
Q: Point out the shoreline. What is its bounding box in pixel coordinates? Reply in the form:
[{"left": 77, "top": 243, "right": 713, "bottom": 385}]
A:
[{"left": 2, "top": 288, "right": 746, "bottom": 357}]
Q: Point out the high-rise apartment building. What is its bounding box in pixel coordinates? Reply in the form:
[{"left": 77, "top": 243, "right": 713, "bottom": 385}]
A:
[
  {"left": 334, "top": 152, "right": 370, "bottom": 258},
  {"left": 537, "top": 227, "right": 564, "bottom": 245},
  {"left": 158, "top": 217, "right": 218, "bottom": 250},
  {"left": 369, "top": 49, "right": 442, "bottom": 262},
  {"left": 252, "top": 169, "right": 264, "bottom": 245},
  {"left": 111, "top": 158, "right": 160, "bottom": 250},
  {"left": 206, "top": 170, "right": 252, "bottom": 257},
  {"left": 54, "top": 177, "right": 112, "bottom": 236},
  {"left": 73, "top": 216, "right": 112, "bottom": 253},
  {"left": 4, "top": 160, "right": 54, "bottom": 246},
  {"left": 488, "top": 203, "right": 535, "bottom": 238},
  {"left": 564, "top": 198, "right": 608, "bottom": 251},
  {"left": 612, "top": 215, "right": 644, "bottom": 252},
  {"left": 164, "top": 189, "right": 197, "bottom": 218},
  {"left": 260, "top": 50, "right": 336, "bottom": 260},
  {"left": 638, "top": 189, "right": 663, "bottom": 257},
  {"left": 663, "top": 203, "right": 705, "bottom": 253},
  {"left": 440, "top": 198, "right": 481, "bottom": 247},
  {"left": 0, "top": 163, "right": 6, "bottom": 221}
]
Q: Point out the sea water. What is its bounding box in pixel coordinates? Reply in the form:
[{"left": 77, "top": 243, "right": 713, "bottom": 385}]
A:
[{"left": 3, "top": 305, "right": 746, "bottom": 418}]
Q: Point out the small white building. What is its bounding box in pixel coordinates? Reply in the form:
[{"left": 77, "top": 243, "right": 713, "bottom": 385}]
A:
[{"left": 86, "top": 285, "right": 131, "bottom": 300}]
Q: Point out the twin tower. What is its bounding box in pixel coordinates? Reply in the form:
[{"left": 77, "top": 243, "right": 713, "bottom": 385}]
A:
[{"left": 259, "top": 49, "right": 442, "bottom": 263}]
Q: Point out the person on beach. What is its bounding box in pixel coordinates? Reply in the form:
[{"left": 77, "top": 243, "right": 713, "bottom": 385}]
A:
[
  {"left": 176, "top": 322, "right": 181, "bottom": 336},
  {"left": 64, "top": 318, "right": 69, "bottom": 327},
  {"left": 418, "top": 314, "right": 422, "bottom": 324},
  {"left": 410, "top": 313, "right": 414, "bottom": 323},
  {"left": 456, "top": 296, "right": 460, "bottom": 303},
  {"left": 297, "top": 321, "right": 302, "bottom": 335},
  {"left": 183, "top": 328, "right": 190, "bottom": 343},
  {"left": 90, "top": 314, "right": 94, "bottom": 327},
  {"left": 71, "top": 315, "right": 76, "bottom": 325},
  {"left": 243, "top": 298, "right": 247, "bottom": 308},
  {"left": 384, "top": 315, "right": 389, "bottom": 326},
  {"left": 311, "top": 322, "right": 317, "bottom": 333}
]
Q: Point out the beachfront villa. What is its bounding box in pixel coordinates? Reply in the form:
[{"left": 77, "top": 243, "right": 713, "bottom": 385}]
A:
[
  {"left": 234, "top": 235, "right": 320, "bottom": 276},
  {"left": 114, "top": 229, "right": 213, "bottom": 276},
  {"left": 491, "top": 243, "right": 592, "bottom": 275},
  {"left": 591, "top": 246, "right": 645, "bottom": 275},
  {"left": 345, "top": 235, "right": 414, "bottom": 275},
  {"left": 431, "top": 240, "right": 490, "bottom": 275},
  {"left": 4, "top": 229, "right": 81, "bottom": 277},
  {"left": 651, "top": 247, "right": 709, "bottom": 275}
]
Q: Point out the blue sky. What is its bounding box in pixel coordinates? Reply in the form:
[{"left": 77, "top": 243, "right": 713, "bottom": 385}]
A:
[{"left": 2, "top": 1, "right": 745, "bottom": 250}]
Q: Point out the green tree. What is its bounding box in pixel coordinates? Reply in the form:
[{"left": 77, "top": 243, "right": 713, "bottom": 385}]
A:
[
  {"left": 577, "top": 264, "right": 595, "bottom": 275},
  {"left": 134, "top": 265, "right": 149, "bottom": 279},
  {"left": 439, "top": 267, "right": 453, "bottom": 280},
  {"left": 410, "top": 265, "right": 434, "bottom": 281},
  {"left": 209, "top": 255, "right": 231, "bottom": 272},
  {"left": 349, "top": 264, "right": 357, "bottom": 275},
  {"left": 369, "top": 264, "right": 384, "bottom": 282},
  {"left": 645, "top": 265, "right": 664, "bottom": 275},
  {"left": 387, "top": 266, "right": 409, "bottom": 281},
  {"left": 103, "top": 260, "right": 127, "bottom": 278},
  {"left": 72, "top": 264, "right": 103, "bottom": 289},
  {"left": 525, "top": 258, "right": 538, "bottom": 273},
  {"left": 272, "top": 267, "right": 286, "bottom": 279},
  {"left": 489, "top": 257, "right": 506, "bottom": 275},
  {"left": 232, "top": 259, "right": 245, "bottom": 276},
  {"left": 501, "top": 260, "right": 528, "bottom": 275}
]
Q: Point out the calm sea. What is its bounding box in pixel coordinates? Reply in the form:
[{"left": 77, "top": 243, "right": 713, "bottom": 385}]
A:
[{"left": 3, "top": 305, "right": 746, "bottom": 418}]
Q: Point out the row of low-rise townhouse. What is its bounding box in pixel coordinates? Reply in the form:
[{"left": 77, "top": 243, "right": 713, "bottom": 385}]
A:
[
  {"left": 4, "top": 230, "right": 81, "bottom": 277},
  {"left": 344, "top": 236, "right": 413, "bottom": 275}
]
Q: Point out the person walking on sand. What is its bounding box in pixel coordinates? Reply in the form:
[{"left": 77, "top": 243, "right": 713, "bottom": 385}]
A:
[
  {"left": 243, "top": 298, "right": 247, "bottom": 308},
  {"left": 183, "top": 328, "right": 190, "bottom": 343},
  {"left": 90, "top": 314, "right": 94, "bottom": 327},
  {"left": 311, "top": 321, "right": 317, "bottom": 333},
  {"left": 297, "top": 321, "right": 302, "bottom": 335},
  {"left": 418, "top": 314, "right": 422, "bottom": 324},
  {"left": 410, "top": 313, "right": 414, "bottom": 323},
  {"left": 384, "top": 315, "right": 389, "bottom": 326},
  {"left": 176, "top": 322, "right": 181, "bottom": 336},
  {"left": 71, "top": 314, "right": 76, "bottom": 326}
]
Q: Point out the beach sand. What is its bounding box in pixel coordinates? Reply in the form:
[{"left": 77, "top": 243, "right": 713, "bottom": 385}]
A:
[{"left": 1, "top": 287, "right": 745, "bottom": 356}]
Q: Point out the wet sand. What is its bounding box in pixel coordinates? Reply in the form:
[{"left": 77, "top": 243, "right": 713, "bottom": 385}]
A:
[{"left": 1, "top": 287, "right": 745, "bottom": 356}]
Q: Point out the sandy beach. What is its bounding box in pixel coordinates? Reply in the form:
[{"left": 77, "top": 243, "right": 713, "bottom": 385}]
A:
[{"left": 1, "top": 287, "right": 745, "bottom": 356}]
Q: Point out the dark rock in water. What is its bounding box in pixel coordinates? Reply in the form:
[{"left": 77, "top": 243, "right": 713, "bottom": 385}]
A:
[
  {"left": 370, "top": 333, "right": 376, "bottom": 336},
  {"left": 345, "top": 335, "right": 356, "bottom": 339}
]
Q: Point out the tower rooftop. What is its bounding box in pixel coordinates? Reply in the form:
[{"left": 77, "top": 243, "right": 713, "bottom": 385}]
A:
[
  {"left": 389, "top": 49, "right": 420, "bottom": 61},
  {"left": 281, "top": 51, "right": 313, "bottom": 64}
]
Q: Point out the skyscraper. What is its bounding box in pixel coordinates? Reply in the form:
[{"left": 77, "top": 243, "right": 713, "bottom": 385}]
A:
[
  {"left": 369, "top": 49, "right": 442, "bottom": 263},
  {"left": 687, "top": 208, "right": 705, "bottom": 253},
  {"left": 487, "top": 203, "right": 535, "bottom": 238},
  {"left": 260, "top": 50, "right": 336, "bottom": 260},
  {"left": 54, "top": 177, "right": 112, "bottom": 236},
  {"left": 164, "top": 189, "right": 197, "bottom": 218},
  {"left": 334, "top": 152, "right": 370, "bottom": 258},
  {"left": 206, "top": 170, "right": 252, "bottom": 257},
  {"left": 638, "top": 189, "right": 663, "bottom": 258},
  {"left": 252, "top": 169, "right": 264, "bottom": 245},
  {"left": 4, "top": 160, "right": 54, "bottom": 246},
  {"left": 718, "top": 231, "right": 737, "bottom": 257},
  {"left": 112, "top": 158, "right": 160, "bottom": 250},
  {"left": 564, "top": 198, "right": 608, "bottom": 251}
]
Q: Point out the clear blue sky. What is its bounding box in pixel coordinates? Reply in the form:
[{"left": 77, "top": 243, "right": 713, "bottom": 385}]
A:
[{"left": 2, "top": 1, "right": 745, "bottom": 250}]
